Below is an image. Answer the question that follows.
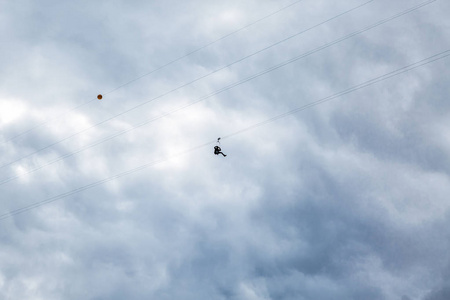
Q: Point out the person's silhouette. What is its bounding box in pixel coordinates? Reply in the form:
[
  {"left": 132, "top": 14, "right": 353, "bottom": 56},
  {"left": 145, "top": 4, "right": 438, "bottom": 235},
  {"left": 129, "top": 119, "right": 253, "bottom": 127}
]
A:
[{"left": 214, "top": 146, "right": 226, "bottom": 157}]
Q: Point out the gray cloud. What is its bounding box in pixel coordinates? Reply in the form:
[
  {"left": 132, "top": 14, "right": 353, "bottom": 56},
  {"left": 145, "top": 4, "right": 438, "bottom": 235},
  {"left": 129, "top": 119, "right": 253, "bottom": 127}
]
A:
[{"left": 1, "top": 0, "right": 449, "bottom": 299}]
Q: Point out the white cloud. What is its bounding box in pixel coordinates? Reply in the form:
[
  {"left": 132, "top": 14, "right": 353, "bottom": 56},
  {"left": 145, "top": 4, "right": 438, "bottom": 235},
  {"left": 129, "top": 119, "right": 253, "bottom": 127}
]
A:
[{"left": 1, "top": 0, "right": 449, "bottom": 299}]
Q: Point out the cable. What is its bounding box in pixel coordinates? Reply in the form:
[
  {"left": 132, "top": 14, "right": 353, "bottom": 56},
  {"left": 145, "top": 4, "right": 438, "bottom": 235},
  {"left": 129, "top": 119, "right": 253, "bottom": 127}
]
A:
[
  {"left": 0, "top": 0, "right": 305, "bottom": 147},
  {"left": 0, "top": 97, "right": 98, "bottom": 145},
  {"left": 221, "top": 50, "right": 450, "bottom": 139},
  {"left": 103, "top": 0, "right": 307, "bottom": 95},
  {"left": 0, "top": 0, "right": 435, "bottom": 181},
  {"left": 1, "top": 49, "right": 448, "bottom": 221},
  {"left": 0, "top": 0, "right": 381, "bottom": 171}
]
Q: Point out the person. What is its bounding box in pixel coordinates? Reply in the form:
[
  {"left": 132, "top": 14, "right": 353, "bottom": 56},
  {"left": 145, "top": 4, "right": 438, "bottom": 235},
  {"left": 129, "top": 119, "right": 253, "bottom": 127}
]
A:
[{"left": 214, "top": 145, "right": 226, "bottom": 157}]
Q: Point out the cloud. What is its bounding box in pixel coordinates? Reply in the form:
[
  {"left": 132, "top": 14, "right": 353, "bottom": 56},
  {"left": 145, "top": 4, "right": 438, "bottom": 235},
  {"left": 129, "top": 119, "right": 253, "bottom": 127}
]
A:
[{"left": 1, "top": 0, "right": 449, "bottom": 299}]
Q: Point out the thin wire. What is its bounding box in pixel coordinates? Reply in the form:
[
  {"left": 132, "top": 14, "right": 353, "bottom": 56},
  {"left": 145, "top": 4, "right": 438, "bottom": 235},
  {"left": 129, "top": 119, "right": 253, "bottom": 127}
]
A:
[
  {"left": 1, "top": 49, "right": 448, "bottom": 221},
  {"left": 0, "top": 0, "right": 434, "bottom": 180},
  {"left": 0, "top": 0, "right": 305, "bottom": 146},
  {"left": 0, "top": 0, "right": 379, "bottom": 171},
  {"left": 221, "top": 50, "right": 450, "bottom": 140},
  {"left": 104, "top": 0, "right": 307, "bottom": 95},
  {"left": 0, "top": 97, "right": 98, "bottom": 145}
]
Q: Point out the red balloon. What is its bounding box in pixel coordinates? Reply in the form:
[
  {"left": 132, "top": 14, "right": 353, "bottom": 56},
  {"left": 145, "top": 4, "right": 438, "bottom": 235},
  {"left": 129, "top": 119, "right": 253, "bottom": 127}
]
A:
[{"left": 97, "top": 94, "right": 103, "bottom": 100}]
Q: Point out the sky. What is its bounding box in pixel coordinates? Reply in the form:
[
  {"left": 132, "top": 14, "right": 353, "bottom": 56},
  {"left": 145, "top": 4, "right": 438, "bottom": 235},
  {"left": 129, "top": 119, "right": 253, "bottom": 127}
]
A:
[{"left": 0, "top": 0, "right": 449, "bottom": 299}]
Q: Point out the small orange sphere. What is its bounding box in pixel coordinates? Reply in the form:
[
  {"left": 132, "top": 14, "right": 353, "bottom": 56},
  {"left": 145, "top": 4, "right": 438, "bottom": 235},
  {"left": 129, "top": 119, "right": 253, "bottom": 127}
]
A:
[{"left": 97, "top": 94, "right": 103, "bottom": 100}]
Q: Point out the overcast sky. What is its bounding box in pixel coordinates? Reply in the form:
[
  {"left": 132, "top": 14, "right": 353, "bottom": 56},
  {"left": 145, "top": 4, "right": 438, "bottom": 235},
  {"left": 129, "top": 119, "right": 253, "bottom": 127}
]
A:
[{"left": 1, "top": 0, "right": 450, "bottom": 299}]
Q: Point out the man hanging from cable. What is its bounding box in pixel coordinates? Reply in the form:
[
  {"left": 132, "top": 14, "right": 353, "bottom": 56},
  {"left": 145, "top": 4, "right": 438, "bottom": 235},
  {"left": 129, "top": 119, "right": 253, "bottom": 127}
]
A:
[{"left": 214, "top": 137, "right": 227, "bottom": 157}]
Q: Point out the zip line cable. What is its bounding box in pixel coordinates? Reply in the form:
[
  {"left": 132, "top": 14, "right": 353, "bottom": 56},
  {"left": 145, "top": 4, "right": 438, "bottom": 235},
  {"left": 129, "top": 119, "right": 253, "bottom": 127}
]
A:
[
  {"left": 1, "top": 49, "right": 448, "bottom": 221},
  {"left": 1, "top": 97, "right": 98, "bottom": 144},
  {"left": 221, "top": 50, "right": 450, "bottom": 140},
  {"left": 0, "top": 0, "right": 305, "bottom": 147},
  {"left": 0, "top": 0, "right": 386, "bottom": 171},
  {"left": 104, "top": 0, "right": 307, "bottom": 95},
  {"left": 0, "top": 0, "right": 435, "bottom": 178}
]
